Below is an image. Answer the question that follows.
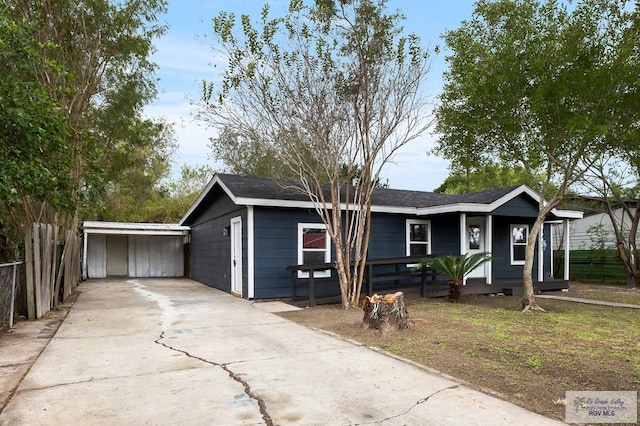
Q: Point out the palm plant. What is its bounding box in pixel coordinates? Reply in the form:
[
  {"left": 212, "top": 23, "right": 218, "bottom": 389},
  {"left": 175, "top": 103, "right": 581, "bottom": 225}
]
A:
[{"left": 418, "top": 252, "right": 493, "bottom": 302}]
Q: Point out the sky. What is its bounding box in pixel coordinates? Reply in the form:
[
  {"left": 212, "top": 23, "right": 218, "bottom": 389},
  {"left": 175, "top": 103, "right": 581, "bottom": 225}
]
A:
[{"left": 147, "top": 1, "right": 478, "bottom": 192}]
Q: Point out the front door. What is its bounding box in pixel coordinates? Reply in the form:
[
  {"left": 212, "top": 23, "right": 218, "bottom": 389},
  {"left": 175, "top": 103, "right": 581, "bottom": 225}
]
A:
[
  {"left": 466, "top": 217, "right": 486, "bottom": 279},
  {"left": 230, "top": 217, "right": 243, "bottom": 296}
]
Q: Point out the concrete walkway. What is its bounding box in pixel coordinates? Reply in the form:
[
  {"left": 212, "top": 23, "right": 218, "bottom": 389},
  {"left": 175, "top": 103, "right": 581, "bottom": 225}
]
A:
[
  {"left": 0, "top": 278, "right": 564, "bottom": 425},
  {"left": 537, "top": 294, "right": 640, "bottom": 309}
]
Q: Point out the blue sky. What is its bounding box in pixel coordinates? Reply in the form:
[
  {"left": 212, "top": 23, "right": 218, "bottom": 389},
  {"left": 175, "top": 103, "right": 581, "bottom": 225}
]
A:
[{"left": 147, "top": 1, "right": 478, "bottom": 191}]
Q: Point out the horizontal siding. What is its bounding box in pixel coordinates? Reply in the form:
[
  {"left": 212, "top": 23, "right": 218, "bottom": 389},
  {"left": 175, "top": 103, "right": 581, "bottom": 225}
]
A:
[
  {"left": 254, "top": 207, "right": 324, "bottom": 298},
  {"left": 253, "top": 209, "right": 461, "bottom": 298},
  {"left": 492, "top": 194, "right": 539, "bottom": 217},
  {"left": 189, "top": 189, "right": 246, "bottom": 293},
  {"left": 431, "top": 214, "right": 460, "bottom": 256},
  {"left": 491, "top": 216, "right": 538, "bottom": 280},
  {"left": 367, "top": 213, "right": 405, "bottom": 258}
]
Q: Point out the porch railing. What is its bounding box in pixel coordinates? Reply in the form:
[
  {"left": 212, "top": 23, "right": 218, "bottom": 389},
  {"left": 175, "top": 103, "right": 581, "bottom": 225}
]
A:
[{"left": 286, "top": 255, "right": 439, "bottom": 306}]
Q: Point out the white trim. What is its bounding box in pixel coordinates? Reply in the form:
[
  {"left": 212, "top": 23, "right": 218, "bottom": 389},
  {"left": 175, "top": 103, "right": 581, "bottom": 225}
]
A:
[
  {"left": 459, "top": 214, "right": 467, "bottom": 255},
  {"left": 549, "top": 221, "right": 554, "bottom": 278},
  {"left": 230, "top": 216, "right": 243, "bottom": 297},
  {"left": 234, "top": 196, "right": 418, "bottom": 215},
  {"left": 83, "top": 229, "right": 188, "bottom": 236},
  {"left": 83, "top": 221, "right": 189, "bottom": 235},
  {"left": 510, "top": 224, "right": 529, "bottom": 266},
  {"left": 298, "top": 223, "right": 331, "bottom": 278},
  {"left": 82, "top": 232, "right": 88, "bottom": 280},
  {"left": 486, "top": 215, "right": 493, "bottom": 284},
  {"left": 405, "top": 219, "right": 432, "bottom": 257},
  {"left": 180, "top": 177, "right": 584, "bottom": 224},
  {"left": 416, "top": 185, "right": 583, "bottom": 219},
  {"left": 538, "top": 225, "right": 544, "bottom": 282},
  {"left": 179, "top": 175, "right": 220, "bottom": 225},
  {"left": 466, "top": 216, "right": 487, "bottom": 280},
  {"left": 247, "top": 206, "right": 255, "bottom": 299},
  {"left": 564, "top": 219, "right": 570, "bottom": 280}
]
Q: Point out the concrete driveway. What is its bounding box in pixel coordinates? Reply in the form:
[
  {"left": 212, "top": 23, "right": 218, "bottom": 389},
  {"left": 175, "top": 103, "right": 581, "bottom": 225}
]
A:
[{"left": 0, "top": 278, "right": 563, "bottom": 425}]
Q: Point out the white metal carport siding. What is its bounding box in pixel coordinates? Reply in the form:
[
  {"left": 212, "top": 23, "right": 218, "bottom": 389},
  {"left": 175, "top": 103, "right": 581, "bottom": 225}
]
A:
[{"left": 82, "top": 222, "right": 190, "bottom": 279}]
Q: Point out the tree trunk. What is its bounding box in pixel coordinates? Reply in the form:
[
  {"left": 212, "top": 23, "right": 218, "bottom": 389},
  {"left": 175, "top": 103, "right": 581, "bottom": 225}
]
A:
[
  {"left": 522, "top": 208, "right": 552, "bottom": 312},
  {"left": 362, "top": 292, "right": 409, "bottom": 337},
  {"left": 449, "top": 280, "right": 463, "bottom": 302}
]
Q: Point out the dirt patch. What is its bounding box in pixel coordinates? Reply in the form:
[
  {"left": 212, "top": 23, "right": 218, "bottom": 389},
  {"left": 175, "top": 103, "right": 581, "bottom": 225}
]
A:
[{"left": 278, "top": 282, "right": 640, "bottom": 422}]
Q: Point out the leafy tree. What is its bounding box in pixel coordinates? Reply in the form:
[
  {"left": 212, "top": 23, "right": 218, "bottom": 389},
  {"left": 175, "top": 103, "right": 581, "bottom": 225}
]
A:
[
  {"left": 199, "top": 0, "right": 433, "bottom": 308},
  {"left": 0, "top": 4, "right": 73, "bottom": 258},
  {"left": 211, "top": 129, "right": 390, "bottom": 188},
  {"left": 5, "top": 0, "right": 170, "bottom": 232},
  {"left": 435, "top": 162, "right": 549, "bottom": 194},
  {"left": 435, "top": 0, "right": 631, "bottom": 311}
]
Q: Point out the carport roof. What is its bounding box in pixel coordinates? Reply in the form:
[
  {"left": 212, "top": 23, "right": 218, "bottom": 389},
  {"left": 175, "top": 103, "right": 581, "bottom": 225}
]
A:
[{"left": 83, "top": 221, "right": 190, "bottom": 236}]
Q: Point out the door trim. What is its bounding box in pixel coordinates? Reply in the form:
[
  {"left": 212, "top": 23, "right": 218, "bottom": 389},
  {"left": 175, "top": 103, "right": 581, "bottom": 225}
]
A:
[
  {"left": 466, "top": 217, "right": 486, "bottom": 279},
  {"left": 230, "top": 216, "right": 243, "bottom": 297}
]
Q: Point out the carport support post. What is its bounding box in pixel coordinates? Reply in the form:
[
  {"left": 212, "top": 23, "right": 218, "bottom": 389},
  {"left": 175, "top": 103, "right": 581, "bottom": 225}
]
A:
[{"left": 563, "top": 219, "right": 570, "bottom": 280}]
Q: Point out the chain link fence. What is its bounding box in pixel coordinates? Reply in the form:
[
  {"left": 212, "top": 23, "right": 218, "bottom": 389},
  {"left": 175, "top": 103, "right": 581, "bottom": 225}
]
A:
[{"left": 0, "top": 261, "right": 23, "bottom": 328}]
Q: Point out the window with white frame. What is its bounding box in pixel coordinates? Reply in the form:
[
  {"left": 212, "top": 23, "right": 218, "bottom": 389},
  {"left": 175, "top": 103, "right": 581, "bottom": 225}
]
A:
[
  {"left": 298, "top": 223, "right": 330, "bottom": 278},
  {"left": 510, "top": 224, "right": 529, "bottom": 265},
  {"left": 406, "top": 220, "right": 431, "bottom": 257}
]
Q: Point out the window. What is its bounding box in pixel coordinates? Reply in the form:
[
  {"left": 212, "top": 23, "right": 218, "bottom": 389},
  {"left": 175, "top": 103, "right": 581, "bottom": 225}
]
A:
[
  {"left": 511, "top": 225, "right": 529, "bottom": 265},
  {"left": 406, "top": 220, "right": 431, "bottom": 257},
  {"left": 468, "top": 224, "right": 481, "bottom": 250},
  {"left": 298, "top": 223, "right": 330, "bottom": 278}
]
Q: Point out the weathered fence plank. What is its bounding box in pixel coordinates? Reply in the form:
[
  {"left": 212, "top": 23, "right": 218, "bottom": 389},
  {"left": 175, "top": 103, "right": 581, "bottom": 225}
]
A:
[
  {"left": 24, "top": 226, "right": 35, "bottom": 320},
  {"left": 33, "top": 223, "right": 42, "bottom": 318}
]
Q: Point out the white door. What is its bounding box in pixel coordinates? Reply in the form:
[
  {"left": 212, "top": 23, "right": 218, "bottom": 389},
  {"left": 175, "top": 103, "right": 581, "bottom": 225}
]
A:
[
  {"left": 230, "top": 217, "right": 243, "bottom": 296},
  {"left": 466, "top": 217, "right": 486, "bottom": 279}
]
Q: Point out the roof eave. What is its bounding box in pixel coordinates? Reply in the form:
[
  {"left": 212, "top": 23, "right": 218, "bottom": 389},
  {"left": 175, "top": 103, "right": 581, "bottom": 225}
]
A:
[{"left": 180, "top": 174, "right": 241, "bottom": 225}]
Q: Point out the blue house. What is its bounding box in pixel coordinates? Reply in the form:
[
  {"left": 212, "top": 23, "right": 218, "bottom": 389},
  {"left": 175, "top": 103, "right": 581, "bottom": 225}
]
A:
[{"left": 180, "top": 173, "right": 582, "bottom": 299}]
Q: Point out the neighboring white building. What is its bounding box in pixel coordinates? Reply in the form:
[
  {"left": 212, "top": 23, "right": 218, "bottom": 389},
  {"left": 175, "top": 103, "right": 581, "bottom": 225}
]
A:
[{"left": 552, "top": 208, "right": 639, "bottom": 250}]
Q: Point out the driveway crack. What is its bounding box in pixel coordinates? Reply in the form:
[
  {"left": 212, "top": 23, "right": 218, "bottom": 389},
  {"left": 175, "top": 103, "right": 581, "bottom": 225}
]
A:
[
  {"left": 354, "top": 384, "right": 460, "bottom": 425},
  {"left": 154, "top": 332, "right": 273, "bottom": 426}
]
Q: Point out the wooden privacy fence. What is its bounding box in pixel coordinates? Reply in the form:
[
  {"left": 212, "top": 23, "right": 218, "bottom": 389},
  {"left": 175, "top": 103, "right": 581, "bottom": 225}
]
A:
[{"left": 24, "top": 223, "right": 81, "bottom": 319}]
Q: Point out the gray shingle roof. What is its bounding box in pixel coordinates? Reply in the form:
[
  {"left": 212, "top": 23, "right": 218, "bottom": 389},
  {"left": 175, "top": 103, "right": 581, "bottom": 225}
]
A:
[{"left": 217, "top": 173, "right": 522, "bottom": 208}]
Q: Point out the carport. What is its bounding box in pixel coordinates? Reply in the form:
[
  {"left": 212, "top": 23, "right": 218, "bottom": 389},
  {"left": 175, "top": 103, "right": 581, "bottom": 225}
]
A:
[{"left": 82, "top": 221, "right": 190, "bottom": 279}]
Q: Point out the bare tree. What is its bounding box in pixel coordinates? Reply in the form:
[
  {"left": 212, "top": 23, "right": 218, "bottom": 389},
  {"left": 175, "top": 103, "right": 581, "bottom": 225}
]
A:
[{"left": 199, "top": 0, "right": 433, "bottom": 308}]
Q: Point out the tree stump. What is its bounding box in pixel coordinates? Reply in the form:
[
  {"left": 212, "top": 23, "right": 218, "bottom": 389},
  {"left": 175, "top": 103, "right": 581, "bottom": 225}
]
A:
[{"left": 362, "top": 291, "right": 409, "bottom": 336}]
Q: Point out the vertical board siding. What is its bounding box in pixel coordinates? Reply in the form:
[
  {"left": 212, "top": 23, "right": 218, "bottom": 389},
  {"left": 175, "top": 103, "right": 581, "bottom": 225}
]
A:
[{"left": 189, "top": 188, "right": 246, "bottom": 292}]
